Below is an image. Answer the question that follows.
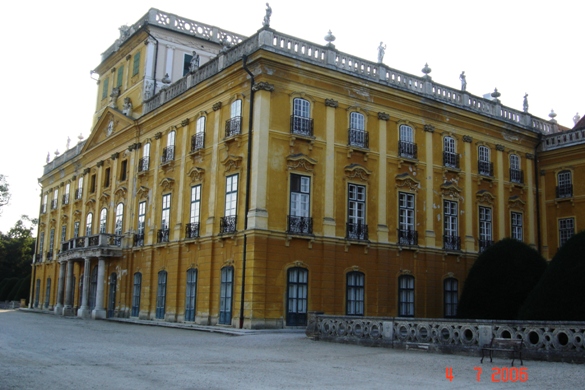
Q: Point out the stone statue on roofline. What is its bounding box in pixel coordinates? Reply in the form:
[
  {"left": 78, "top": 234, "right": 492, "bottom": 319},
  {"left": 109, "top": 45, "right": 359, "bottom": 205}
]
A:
[
  {"left": 523, "top": 93, "right": 529, "bottom": 112},
  {"left": 189, "top": 51, "right": 200, "bottom": 73},
  {"left": 263, "top": 3, "right": 272, "bottom": 28},
  {"left": 122, "top": 98, "right": 133, "bottom": 117},
  {"left": 574, "top": 113, "right": 581, "bottom": 125},
  {"left": 459, "top": 71, "right": 467, "bottom": 92},
  {"left": 377, "top": 42, "right": 386, "bottom": 63}
]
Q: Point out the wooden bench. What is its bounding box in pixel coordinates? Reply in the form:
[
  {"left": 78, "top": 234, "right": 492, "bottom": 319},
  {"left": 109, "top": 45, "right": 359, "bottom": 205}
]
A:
[{"left": 480, "top": 337, "right": 524, "bottom": 366}]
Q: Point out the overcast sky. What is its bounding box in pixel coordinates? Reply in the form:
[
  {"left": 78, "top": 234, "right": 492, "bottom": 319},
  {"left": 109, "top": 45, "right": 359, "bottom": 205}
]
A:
[{"left": 0, "top": 0, "right": 581, "bottom": 233}]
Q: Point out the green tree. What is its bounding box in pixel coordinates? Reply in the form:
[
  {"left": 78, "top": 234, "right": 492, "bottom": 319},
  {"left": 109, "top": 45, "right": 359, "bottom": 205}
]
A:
[
  {"left": 518, "top": 231, "right": 585, "bottom": 321},
  {"left": 0, "top": 216, "right": 36, "bottom": 297},
  {"left": 457, "top": 238, "right": 547, "bottom": 320},
  {"left": 0, "top": 174, "right": 10, "bottom": 215}
]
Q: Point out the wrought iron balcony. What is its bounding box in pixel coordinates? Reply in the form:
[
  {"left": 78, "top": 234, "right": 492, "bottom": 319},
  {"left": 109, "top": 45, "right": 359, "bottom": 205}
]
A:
[
  {"left": 75, "top": 188, "right": 82, "bottom": 200},
  {"left": 161, "top": 145, "right": 175, "bottom": 164},
  {"left": 59, "top": 233, "right": 123, "bottom": 260},
  {"left": 34, "top": 253, "right": 42, "bottom": 263},
  {"left": 290, "top": 115, "right": 314, "bottom": 137},
  {"left": 348, "top": 129, "right": 369, "bottom": 149},
  {"left": 40, "top": 204, "right": 47, "bottom": 214},
  {"left": 220, "top": 215, "right": 237, "bottom": 234},
  {"left": 478, "top": 239, "right": 494, "bottom": 253},
  {"left": 443, "top": 235, "right": 461, "bottom": 251},
  {"left": 51, "top": 199, "right": 58, "bottom": 210},
  {"left": 443, "top": 152, "right": 460, "bottom": 169},
  {"left": 286, "top": 215, "right": 313, "bottom": 235},
  {"left": 62, "top": 193, "right": 70, "bottom": 205},
  {"left": 190, "top": 133, "right": 205, "bottom": 152},
  {"left": 46, "top": 251, "right": 53, "bottom": 261},
  {"left": 346, "top": 222, "right": 368, "bottom": 241},
  {"left": 510, "top": 168, "right": 524, "bottom": 184},
  {"left": 157, "top": 228, "right": 170, "bottom": 243},
  {"left": 185, "top": 222, "right": 200, "bottom": 239},
  {"left": 133, "top": 232, "right": 144, "bottom": 247},
  {"left": 399, "top": 141, "right": 417, "bottom": 159},
  {"left": 397, "top": 228, "right": 418, "bottom": 246},
  {"left": 556, "top": 184, "right": 573, "bottom": 198},
  {"left": 478, "top": 161, "right": 494, "bottom": 176},
  {"left": 225, "top": 116, "right": 242, "bottom": 137},
  {"left": 138, "top": 156, "right": 150, "bottom": 172}
]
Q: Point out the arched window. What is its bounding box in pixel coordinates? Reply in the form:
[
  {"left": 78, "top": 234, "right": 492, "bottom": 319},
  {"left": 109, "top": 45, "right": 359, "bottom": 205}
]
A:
[
  {"left": 510, "top": 154, "right": 522, "bottom": 183},
  {"left": 86, "top": 213, "right": 93, "bottom": 236},
  {"left": 226, "top": 100, "right": 242, "bottom": 137},
  {"left": 191, "top": 116, "right": 206, "bottom": 151},
  {"left": 99, "top": 208, "right": 107, "bottom": 233},
  {"left": 398, "top": 275, "right": 414, "bottom": 317},
  {"left": 162, "top": 131, "right": 175, "bottom": 163},
  {"left": 478, "top": 145, "right": 492, "bottom": 176},
  {"left": 399, "top": 125, "right": 416, "bottom": 158},
  {"left": 114, "top": 203, "right": 124, "bottom": 245},
  {"left": 443, "top": 137, "right": 459, "bottom": 168},
  {"left": 291, "top": 98, "right": 312, "bottom": 136},
  {"left": 131, "top": 272, "right": 142, "bottom": 317},
  {"left": 444, "top": 278, "right": 458, "bottom": 318},
  {"left": 346, "top": 271, "right": 365, "bottom": 316}
]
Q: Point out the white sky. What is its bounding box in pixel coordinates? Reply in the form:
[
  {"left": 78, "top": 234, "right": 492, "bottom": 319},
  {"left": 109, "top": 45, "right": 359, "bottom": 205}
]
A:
[{"left": 0, "top": 0, "right": 582, "bottom": 233}]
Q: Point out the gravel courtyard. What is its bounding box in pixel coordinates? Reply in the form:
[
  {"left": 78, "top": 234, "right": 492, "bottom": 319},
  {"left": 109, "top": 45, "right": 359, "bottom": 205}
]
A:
[{"left": 0, "top": 310, "right": 582, "bottom": 389}]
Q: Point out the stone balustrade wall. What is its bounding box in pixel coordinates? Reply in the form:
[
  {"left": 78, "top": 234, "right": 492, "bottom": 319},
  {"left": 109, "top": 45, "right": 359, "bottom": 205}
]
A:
[{"left": 306, "top": 313, "right": 585, "bottom": 363}]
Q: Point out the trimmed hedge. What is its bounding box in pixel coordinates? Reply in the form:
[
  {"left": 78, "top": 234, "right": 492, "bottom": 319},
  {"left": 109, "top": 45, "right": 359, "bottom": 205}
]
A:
[
  {"left": 457, "top": 238, "right": 547, "bottom": 320},
  {"left": 518, "top": 231, "right": 585, "bottom": 321}
]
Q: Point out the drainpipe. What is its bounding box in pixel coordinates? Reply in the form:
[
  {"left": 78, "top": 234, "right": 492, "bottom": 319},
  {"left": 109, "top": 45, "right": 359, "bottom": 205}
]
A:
[
  {"left": 534, "top": 133, "right": 543, "bottom": 255},
  {"left": 239, "top": 55, "right": 254, "bottom": 329},
  {"left": 145, "top": 31, "right": 159, "bottom": 97}
]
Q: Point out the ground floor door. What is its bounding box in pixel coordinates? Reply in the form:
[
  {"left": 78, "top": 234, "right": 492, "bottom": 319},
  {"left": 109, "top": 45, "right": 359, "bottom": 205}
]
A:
[{"left": 286, "top": 267, "right": 308, "bottom": 326}]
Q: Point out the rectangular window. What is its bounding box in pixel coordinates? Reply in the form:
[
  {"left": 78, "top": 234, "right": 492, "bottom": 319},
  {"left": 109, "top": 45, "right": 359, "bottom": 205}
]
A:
[
  {"left": 61, "top": 225, "right": 67, "bottom": 243},
  {"left": 52, "top": 189, "right": 58, "bottom": 209},
  {"left": 191, "top": 117, "right": 206, "bottom": 151},
  {"left": 398, "top": 192, "right": 416, "bottom": 245},
  {"left": 444, "top": 278, "right": 458, "bottom": 318},
  {"left": 120, "top": 160, "right": 128, "bottom": 181},
  {"left": 346, "top": 272, "right": 365, "bottom": 316},
  {"left": 76, "top": 177, "right": 83, "bottom": 200},
  {"left": 131, "top": 273, "right": 141, "bottom": 317},
  {"left": 511, "top": 212, "right": 523, "bottom": 241},
  {"left": 557, "top": 171, "right": 573, "bottom": 198},
  {"left": 347, "top": 184, "right": 367, "bottom": 240},
  {"left": 49, "top": 229, "right": 55, "bottom": 253},
  {"left": 399, "top": 125, "right": 416, "bottom": 158},
  {"left": 221, "top": 175, "right": 238, "bottom": 234},
  {"left": 398, "top": 275, "right": 414, "bottom": 317},
  {"left": 288, "top": 174, "right": 311, "bottom": 234},
  {"left": 444, "top": 200, "right": 460, "bottom": 250},
  {"left": 187, "top": 185, "right": 201, "bottom": 239},
  {"left": 74, "top": 221, "right": 80, "bottom": 238},
  {"left": 479, "top": 206, "right": 493, "bottom": 252},
  {"left": 101, "top": 77, "right": 109, "bottom": 100},
  {"left": 559, "top": 217, "right": 575, "bottom": 247},
  {"left": 183, "top": 53, "right": 193, "bottom": 76},
  {"left": 443, "top": 137, "right": 459, "bottom": 168},
  {"left": 90, "top": 174, "right": 96, "bottom": 193},
  {"left": 63, "top": 183, "right": 70, "bottom": 205},
  {"left": 132, "top": 52, "right": 141, "bottom": 76},
  {"left": 136, "top": 201, "right": 146, "bottom": 246},
  {"left": 156, "top": 271, "right": 167, "bottom": 319},
  {"left": 38, "top": 234, "right": 44, "bottom": 258},
  {"left": 116, "top": 65, "right": 124, "bottom": 87},
  {"left": 104, "top": 168, "right": 111, "bottom": 188},
  {"left": 159, "top": 194, "right": 171, "bottom": 243},
  {"left": 510, "top": 154, "right": 523, "bottom": 183},
  {"left": 226, "top": 100, "right": 242, "bottom": 137},
  {"left": 478, "top": 146, "right": 492, "bottom": 176}
]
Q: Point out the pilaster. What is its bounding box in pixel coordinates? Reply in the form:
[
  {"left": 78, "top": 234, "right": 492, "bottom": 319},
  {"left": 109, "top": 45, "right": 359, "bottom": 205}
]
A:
[
  {"left": 525, "top": 154, "right": 536, "bottom": 247},
  {"left": 206, "top": 103, "right": 221, "bottom": 235},
  {"left": 376, "top": 112, "right": 389, "bottom": 242},
  {"left": 424, "top": 125, "right": 435, "bottom": 246},
  {"left": 323, "top": 99, "right": 337, "bottom": 236},
  {"left": 463, "top": 136, "right": 474, "bottom": 251},
  {"left": 496, "top": 145, "right": 505, "bottom": 239}
]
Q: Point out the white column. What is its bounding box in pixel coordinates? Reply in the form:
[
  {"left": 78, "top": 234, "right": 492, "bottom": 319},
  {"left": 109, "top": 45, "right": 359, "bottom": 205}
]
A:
[
  {"left": 164, "top": 45, "right": 175, "bottom": 79},
  {"left": 63, "top": 260, "right": 74, "bottom": 316},
  {"left": 53, "top": 261, "right": 66, "bottom": 315},
  {"left": 92, "top": 257, "right": 107, "bottom": 319},
  {"left": 77, "top": 257, "right": 91, "bottom": 318}
]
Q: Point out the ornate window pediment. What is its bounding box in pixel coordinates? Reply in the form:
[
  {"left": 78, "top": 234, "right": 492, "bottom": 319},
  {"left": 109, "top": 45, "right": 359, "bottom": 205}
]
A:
[
  {"left": 137, "top": 186, "right": 149, "bottom": 199},
  {"left": 441, "top": 181, "right": 463, "bottom": 200},
  {"left": 99, "top": 192, "right": 110, "bottom": 204},
  {"left": 286, "top": 153, "right": 317, "bottom": 172},
  {"left": 395, "top": 173, "right": 420, "bottom": 192},
  {"left": 476, "top": 190, "right": 495, "bottom": 205},
  {"left": 222, "top": 155, "right": 243, "bottom": 173},
  {"left": 115, "top": 186, "right": 127, "bottom": 201},
  {"left": 60, "top": 214, "right": 69, "bottom": 224},
  {"left": 159, "top": 177, "right": 175, "bottom": 191},
  {"left": 508, "top": 195, "right": 525, "bottom": 210},
  {"left": 344, "top": 163, "right": 371, "bottom": 182},
  {"left": 188, "top": 167, "right": 206, "bottom": 182},
  {"left": 85, "top": 198, "right": 96, "bottom": 209}
]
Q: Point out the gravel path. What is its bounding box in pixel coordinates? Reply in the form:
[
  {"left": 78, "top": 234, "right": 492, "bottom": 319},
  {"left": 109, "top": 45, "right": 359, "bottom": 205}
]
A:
[{"left": 0, "top": 310, "right": 582, "bottom": 389}]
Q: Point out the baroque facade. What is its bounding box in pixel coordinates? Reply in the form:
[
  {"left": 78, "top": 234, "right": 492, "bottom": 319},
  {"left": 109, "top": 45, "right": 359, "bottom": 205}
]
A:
[{"left": 30, "top": 9, "right": 585, "bottom": 328}]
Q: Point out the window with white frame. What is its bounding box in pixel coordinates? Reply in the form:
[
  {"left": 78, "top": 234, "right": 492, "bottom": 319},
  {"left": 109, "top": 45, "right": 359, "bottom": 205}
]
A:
[
  {"left": 221, "top": 175, "right": 238, "bottom": 234},
  {"left": 74, "top": 221, "right": 80, "bottom": 238},
  {"left": 41, "top": 194, "right": 47, "bottom": 214},
  {"left": 63, "top": 183, "right": 70, "bottom": 205},
  {"left": 398, "top": 192, "right": 416, "bottom": 245},
  {"left": 114, "top": 204, "right": 123, "bottom": 244},
  {"left": 48, "top": 229, "right": 55, "bottom": 257},
  {"left": 140, "top": 143, "right": 150, "bottom": 172},
  {"left": 191, "top": 116, "right": 205, "bottom": 151},
  {"left": 399, "top": 124, "right": 416, "bottom": 158},
  {"left": 443, "top": 200, "right": 459, "bottom": 250},
  {"left": 346, "top": 271, "right": 365, "bottom": 316},
  {"left": 187, "top": 185, "right": 201, "bottom": 238},
  {"left": 557, "top": 170, "right": 572, "bottom": 198},
  {"left": 288, "top": 174, "right": 311, "bottom": 234},
  {"left": 61, "top": 225, "right": 66, "bottom": 244},
  {"left": 136, "top": 201, "right": 146, "bottom": 246},
  {"left": 291, "top": 98, "right": 312, "bottom": 136},
  {"left": 443, "top": 137, "right": 458, "bottom": 168},
  {"left": 479, "top": 206, "right": 493, "bottom": 252},
  {"left": 226, "top": 100, "right": 242, "bottom": 137},
  {"left": 510, "top": 154, "right": 522, "bottom": 183},
  {"left": 347, "top": 184, "right": 367, "bottom": 240},
  {"left": 162, "top": 131, "right": 175, "bottom": 164},
  {"left": 52, "top": 188, "right": 58, "bottom": 209},
  {"left": 99, "top": 208, "right": 107, "bottom": 234},
  {"left": 76, "top": 177, "right": 83, "bottom": 200},
  {"left": 398, "top": 275, "right": 414, "bottom": 317},
  {"left": 444, "top": 278, "right": 458, "bottom": 318},
  {"left": 86, "top": 213, "right": 93, "bottom": 236},
  {"left": 185, "top": 268, "right": 197, "bottom": 322},
  {"left": 511, "top": 212, "right": 523, "bottom": 241},
  {"left": 478, "top": 145, "right": 492, "bottom": 176},
  {"left": 559, "top": 217, "right": 575, "bottom": 247},
  {"left": 349, "top": 112, "right": 368, "bottom": 148},
  {"left": 159, "top": 194, "right": 171, "bottom": 243}
]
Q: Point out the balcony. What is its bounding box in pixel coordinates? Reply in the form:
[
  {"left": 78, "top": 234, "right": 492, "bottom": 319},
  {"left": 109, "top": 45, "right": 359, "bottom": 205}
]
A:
[
  {"left": 556, "top": 184, "right": 573, "bottom": 198},
  {"left": 225, "top": 116, "right": 242, "bottom": 138},
  {"left": 346, "top": 222, "right": 368, "bottom": 241},
  {"left": 478, "top": 161, "right": 494, "bottom": 177},
  {"left": 397, "top": 228, "right": 418, "bottom": 246},
  {"left": 157, "top": 228, "right": 170, "bottom": 243},
  {"left": 190, "top": 133, "right": 205, "bottom": 152},
  {"left": 290, "top": 115, "right": 314, "bottom": 137},
  {"left": 443, "top": 235, "right": 461, "bottom": 251},
  {"left": 138, "top": 156, "right": 150, "bottom": 173},
  {"left": 510, "top": 168, "right": 524, "bottom": 184},
  {"left": 185, "top": 222, "right": 200, "bottom": 239},
  {"left": 133, "top": 232, "right": 144, "bottom": 247},
  {"left": 220, "top": 216, "right": 237, "bottom": 235},
  {"left": 46, "top": 251, "right": 53, "bottom": 261},
  {"left": 59, "top": 233, "right": 123, "bottom": 261},
  {"left": 75, "top": 188, "right": 82, "bottom": 200},
  {"left": 161, "top": 146, "right": 175, "bottom": 165},
  {"left": 348, "top": 129, "right": 369, "bottom": 149},
  {"left": 286, "top": 216, "right": 313, "bottom": 235},
  {"left": 399, "top": 141, "right": 417, "bottom": 159},
  {"left": 443, "top": 152, "right": 460, "bottom": 169},
  {"left": 40, "top": 204, "right": 47, "bottom": 214},
  {"left": 50, "top": 199, "right": 58, "bottom": 210},
  {"left": 34, "top": 253, "right": 42, "bottom": 263},
  {"left": 478, "top": 239, "right": 494, "bottom": 253},
  {"left": 62, "top": 193, "right": 70, "bottom": 205}
]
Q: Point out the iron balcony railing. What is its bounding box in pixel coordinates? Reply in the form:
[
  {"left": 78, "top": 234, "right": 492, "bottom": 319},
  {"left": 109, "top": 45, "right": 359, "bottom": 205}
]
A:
[
  {"left": 225, "top": 116, "right": 242, "bottom": 137},
  {"left": 346, "top": 222, "right": 368, "bottom": 241},
  {"left": 556, "top": 184, "right": 573, "bottom": 198},
  {"left": 133, "top": 232, "right": 145, "bottom": 247},
  {"left": 161, "top": 145, "right": 175, "bottom": 164},
  {"left": 185, "top": 222, "right": 200, "bottom": 239},
  {"left": 397, "top": 228, "right": 418, "bottom": 246},
  {"left": 46, "top": 251, "right": 53, "bottom": 261},
  {"left": 40, "top": 204, "right": 47, "bottom": 214},
  {"left": 190, "top": 133, "right": 205, "bottom": 152},
  {"left": 75, "top": 188, "right": 82, "bottom": 200},
  {"left": 220, "top": 215, "right": 237, "bottom": 234},
  {"left": 399, "top": 141, "right": 417, "bottom": 159},
  {"left": 478, "top": 161, "right": 494, "bottom": 176},
  {"left": 34, "top": 253, "right": 42, "bottom": 263},
  {"left": 443, "top": 234, "right": 461, "bottom": 251},
  {"left": 478, "top": 239, "right": 494, "bottom": 253},
  {"left": 443, "top": 152, "right": 460, "bottom": 168},
  {"left": 157, "top": 228, "right": 170, "bottom": 243},
  {"left": 62, "top": 193, "right": 70, "bottom": 205},
  {"left": 348, "top": 129, "right": 369, "bottom": 149},
  {"left": 286, "top": 215, "right": 313, "bottom": 235},
  {"left": 510, "top": 168, "right": 524, "bottom": 184},
  {"left": 290, "top": 115, "right": 314, "bottom": 137},
  {"left": 60, "top": 233, "right": 124, "bottom": 253},
  {"left": 138, "top": 156, "right": 150, "bottom": 172},
  {"left": 51, "top": 199, "right": 58, "bottom": 210}
]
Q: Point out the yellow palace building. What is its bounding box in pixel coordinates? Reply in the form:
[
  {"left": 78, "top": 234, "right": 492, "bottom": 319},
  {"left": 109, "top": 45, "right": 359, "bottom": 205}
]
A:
[{"left": 30, "top": 9, "right": 585, "bottom": 328}]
